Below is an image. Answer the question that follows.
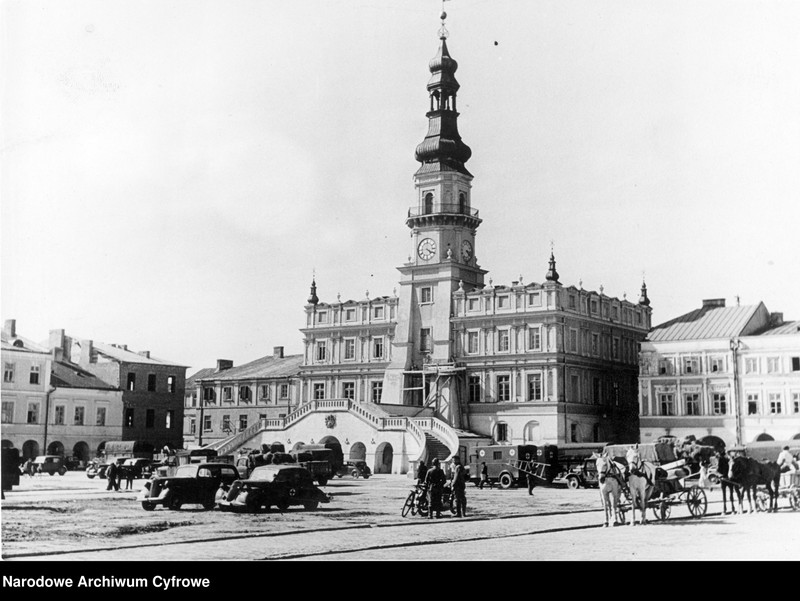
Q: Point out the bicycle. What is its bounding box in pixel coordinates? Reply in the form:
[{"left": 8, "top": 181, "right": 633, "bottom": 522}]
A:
[{"left": 401, "top": 483, "right": 430, "bottom": 517}]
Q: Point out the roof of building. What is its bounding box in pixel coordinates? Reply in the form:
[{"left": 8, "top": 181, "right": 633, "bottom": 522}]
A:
[
  {"left": 91, "top": 341, "right": 188, "bottom": 368},
  {"left": 759, "top": 320, "right": 800, "bottom": 336},
  {"left": 186, "top": 367, "right": 218, "bottom": 387},
  {"left": 647, "top": 302, "right": 764, "bottom": 342},
  {"left": 1, "top": 333, "right": 49, "bottom": 354},
  {"left": 51, "top": 360, "right": 116, "bottom": 390},
  {"left": 197, "top": 354, "right": 304, "bottom": 382}
]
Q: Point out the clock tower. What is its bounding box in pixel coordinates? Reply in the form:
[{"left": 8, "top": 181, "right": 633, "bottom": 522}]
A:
[{"left": 382, "top": 13, "right": 486, "bottom": 425}]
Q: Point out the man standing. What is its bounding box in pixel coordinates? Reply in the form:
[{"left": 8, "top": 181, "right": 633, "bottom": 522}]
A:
[
  {"left": 424, "top": 458, "right": 446, "bottom": 519},
  {"left": 777, "top": 446, "right": 798, "bottom": 474},
  {"left": 416, "top": 460, "right": 428, "bottom": 486},
  {"left": 479, "top": 461, "right": 492, "bottom": 489},
  {"left": 527, "top": 470, "right": 536, "bottom": 496},
  {"left": 105, "top": 460, "right": 119, "bottom": 491},
  {"left": 451, "top": 456, "right": 467, "bottom": 517}
]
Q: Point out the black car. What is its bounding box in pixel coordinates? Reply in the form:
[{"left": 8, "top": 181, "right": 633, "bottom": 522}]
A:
[
  {"left": 218, "top": 465, "right": 332, "bottom": 512},
  {"left": 138, "top": 462, "right": 240, "bottom": 511},
  {"left": 121, "top": 458, "right": 154, "bottom": 479},
  {"left": 336, "top": 461, "right": 371, "bottom": 479}
]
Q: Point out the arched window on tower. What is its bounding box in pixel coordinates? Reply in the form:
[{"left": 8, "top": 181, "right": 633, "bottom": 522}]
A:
[
  {"left": 431, "top": 90, "right": 440, "bottom": 111},
  {"left": 424, "top": 192, "right": 433, "bottom": 214},
  {"left": 458, "top": 192, "right": 467, "bottom": 214}
]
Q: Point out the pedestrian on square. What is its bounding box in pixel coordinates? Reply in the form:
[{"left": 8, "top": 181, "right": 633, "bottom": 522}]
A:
[
  {"left": 479, "top": 462, "right": 492, "bottom": 489},
  {"left": 527, "top": 470, "right": 536, "bottom": 496},
  {"left": 450, "top": 456, "right": 467, "bottom": 517},
  {"left": 124, "top": 464, "right": 135, "bottom": 490},
  {"left": 416, "top": 460, "right": 428, "bottom": 486},
  {"left": 424, "top": 458, "right": 446, "bottom": 519},
  {"left": 105, "top": 461, "right": 119, "bottom": 491}
]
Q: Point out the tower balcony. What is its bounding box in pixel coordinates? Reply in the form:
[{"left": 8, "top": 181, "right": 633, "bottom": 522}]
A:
[{"left": 406, "top": 203, "right": 482, "bottom": 229}]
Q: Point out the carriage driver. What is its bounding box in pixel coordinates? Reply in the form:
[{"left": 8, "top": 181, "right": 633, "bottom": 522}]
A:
[{"left": 777, "top": 446, "right": 799, "bottom": 474}]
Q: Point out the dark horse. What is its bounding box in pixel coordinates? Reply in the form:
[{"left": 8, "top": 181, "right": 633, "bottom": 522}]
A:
[
  {"left": 717, "top": 454, "right": 738, "bottom": 514},
  {"left": 728, "top": 455, "right": 781, "bottom": 513}
]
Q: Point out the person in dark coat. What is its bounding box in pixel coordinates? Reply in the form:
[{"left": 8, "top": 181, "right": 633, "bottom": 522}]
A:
[
  {"left": 479, "top": 462, "right": 492, "bottom": 489},
  {"left": 450, "top": 456, "right": 467, "bottom": 517},
  {"left": 105, "top": 461, "right": 120, "bottom": 491},
  {"left": 124, "top": 464, "right": 135, "bottom": 490},
  {"left": 416, "top": 460, "right": 428, "bottom": 486},
  {"left": 424, "top": 458, "right": 446, "bottom": 519},
  {"left": 527, "top": 470, "right": 536, "bottom": 496}
]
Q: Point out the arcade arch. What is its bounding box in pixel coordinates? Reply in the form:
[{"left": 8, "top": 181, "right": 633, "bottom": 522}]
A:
[
  {"left": 374, "top": 442, "right": 393, "bottom": 474},
  {"left": 1, "top": 439, "right": 13, "bottom": 449},
  {"left": 523, "top": 421, "right": 542, "bottom": 444},
  {"left": 755, "top": 433, "right": 775, "bottom": 442},
  {"left": 349, "top": 442, "right": 367, "bottom": 462},
  {"left": 22, "top": 440, "right": 39, "bottom": 460},
  {"left": 72, "top": 441, "right": 90, "bottom": 463},
  {"left": 47, "top": 441, "right": 64, "bottom": 456}
]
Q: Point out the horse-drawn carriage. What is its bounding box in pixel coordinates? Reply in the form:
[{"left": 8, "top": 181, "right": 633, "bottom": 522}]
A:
[
  {"left": 726, "top": 441, "right": 800, "bottom": 513},
  {"left": 597, "top": 441, "right": 710, "bottom": 526}
]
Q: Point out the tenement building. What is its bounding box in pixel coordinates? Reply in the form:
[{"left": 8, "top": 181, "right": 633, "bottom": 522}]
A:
[
  {"left": 201, "top": 15, "right": 652, "bottom": 473},
  {"left": 639, "top": 298, "right": 800, "bottom": 449}
]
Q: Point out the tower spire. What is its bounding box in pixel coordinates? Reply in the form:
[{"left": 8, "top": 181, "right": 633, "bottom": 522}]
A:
[
  {"left": 307, "top": 276, "right": 319, "bottom": 306},
  {"left": 638, "top": 278, "right": 650, "bottom": 306},
  {"left": 545, "top": 244, "right": 560, "bottom": 283}
]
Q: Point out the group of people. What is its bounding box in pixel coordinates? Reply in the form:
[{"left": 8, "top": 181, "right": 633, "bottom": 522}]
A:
[
  {"left": 415, "top": 456, "right": 468, "bottom": 519},
  {"left": 102, "top": 461, "right": 135, "bottom": 491}
]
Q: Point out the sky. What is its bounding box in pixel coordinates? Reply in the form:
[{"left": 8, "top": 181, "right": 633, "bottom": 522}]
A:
[{"left": 2, "top": 0, "right": 799, "bottom": 375}]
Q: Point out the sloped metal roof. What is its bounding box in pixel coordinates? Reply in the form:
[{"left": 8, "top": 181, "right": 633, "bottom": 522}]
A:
[
  {"left": 198, "top": 354, "right": 303, "bottom": 382},
  {"left": 760, "top": 320, "right": 800, "bottom": 336},
  {"left": 51, "top": 360, "right": 116, "bottom": 390},
  {"left": 647, "top": 303, "right": 763, "bottom": 342},
  {"left": 92, "top": 341, "right": 188, "bottom": 367}
]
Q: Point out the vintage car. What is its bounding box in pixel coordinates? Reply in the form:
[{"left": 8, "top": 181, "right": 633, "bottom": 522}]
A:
[
  {"left": 138, "top": 462, "right": 240, "bottom": 511},
  {"left": 86, "top": 457, "right": 126, "bottom": 479},
  {"left": 218, "top": 465, "right": 332, "bottom": 512},
  {"left": 121, "top": 458, "right": 154, "bottom": 479},
  {"left": 336, "top": 461, "right": 371, "bottom": 479},
  {"left": 30, "top": 455, "right": 68, "bottom": 476}
]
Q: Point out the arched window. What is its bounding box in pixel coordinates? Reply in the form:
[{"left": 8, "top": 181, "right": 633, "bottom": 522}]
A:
[
  {"left": 458, "top": 192, "right": 467, "bottom": 214},
  {"left": 755, "top": 433, "right": 775, "bottom": 442},
  {"left": 424, "top": 192, "right": 433, "bottom": 214}
]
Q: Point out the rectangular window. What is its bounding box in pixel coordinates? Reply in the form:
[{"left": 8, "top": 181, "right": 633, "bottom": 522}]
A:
[
  {"left": 767, "top": 357, "right": 780, "bottom": 373},
  {"left": 468, "top": 298, "right": 479, "bottom": 311},
  {"left": 528, "top": 292, "right": 541, "bottom": 307},
  {"left": 73, "top": 406, "right": 85, "bottom": 426},
  {"left": 239, "top": 414, "right": 248, "bottom": 431},
  {"left": 593, "top": 378, "right": 601, "bottom": 404},
  {"left": 684, "top": 357, "right": 699, "bottom": 374},
  {"left": 166, "top": 410, "right": 174, "bottom": 429},
  {"left": 342, "top": 382, "right": 355, "bottom": 400},
  {"left": 528, "top": 327, "right": 541, "bottom": 351},
  {"left": 591, "top": 333, "right": 599, "bottom": 356},
  {"left": 373, "top": 337, "right": 384, "bottom": 359},
  {"left": 203, "top": 387, "right": 216, "bottom": 402},
  {"left": 591, "top": 300, "right": 598, "bottom": 314},
  {"left": 345, "top": 308, "right": 356, "bottom": 322},
  {"left": 223, "top": 387, "right": 232, "bottom": 401},
  {"left": 571, "top": 374, "right": 580, "bottom": 403},
  {"left": 420, "top": 328, "right": 432, "bottom": 352},
  {"left": 125, "top": 408, "right": 134, "bottom": 428},
  {"left": 54, "top": 405, "right": 66, "bottom": 425},
  {"left": 769, "top": 393, "right": 782, "bottom": 414},
  {"left": 467, "top": 331, "right": 479, "bottom": 354},
  {"left": 660, "top": 393, "right": 674, "bottom": 416},
  {"left": 745, "top": 358, "right": 759, "bottom": 374},
  {"left": 280, "top": 384, "right": 289, "bottom": 399},
  {"left": 793, "top": 392, "right": 800, "bottom": 413},
  {"left": 313, "top": 383, "right": 326, "bottom": 400},
  {"left": 203, "top": 415, "right": 212, "bottom": 432},
  {"left": 317, "top": 311, "right": 327, "bottom": 324},
  {"left": 569, "top": 329, "right": 578, "bottom": 353},
  {"left": 712, "top": 393, "right": 727, "bottom": 415},
  {"left": 344, "top": 338, "right": 356, "bottom": 360},
  {"left": 239, "top": 386, "right": 251, "bottom": 402},
  {"left": 146, "top": 409, "right": 155, "bottom": 428},
  {"left": 497, "top": 375, "right": 510, "bottom": 402},
  {"left": 3, "top": 362, "right": 14, "bottom": 383},
  {"left": 147, "top": 373, "right": 157, "bottom": 391},
  {"left": 612, "top": 306, "right": 619, "bottom": 320},
  {"left": 497, "top": 296, "right": 508, "bottom": 309},
  {"left": 167, "top": 376, "right": 176, "bottom": 394},
  {"left": 527, "top": 374, "right": 542, "bottom": 401},
  {"left": 222, "top": 414, "right": 231, "bottom": 432},
  {"left": 569, "top": 295, "right": 576, "bottom": 309},
  {"left": 1, "top": 401, "right": 14, "bottom": 423},
  {"left": 468, "top": 375, "right": 481, "bottom": 403},
  {"left": 685, "top": 394, "right": 700, "bottom": 416},
  {"left": 747, "top": 393, "right": 760, "bottom": 415},
  {"left": 420, "top": 287, "right": 433, "bottom": 303},
  {"left": 371, "top": 381, "right": 383, "bottom": 403},
  {"left": 792, "top": 357, "right": 800, "bottom": 371},
  {"left": 27, "top": 403, "right": 39, "bottom": 424},
  {"left": 612, "top": 338, "right": 620, "bottom": 360},
  {"left": 373, "top": 306, "right": 385, "bottom": 319},
  {"left": 571, "top": 423, "right": 578, "bottom": 443},
  {"left": 96, "top": 407, "right": 106, "bottom": 426},
  {"left": 316, "top": 341, "right": 327, "bottom": 361},
  {"left": 260, "top": 385, "right": 270, "bottom": 401},
  {"left": 659, "top": 359, "right": 673, "bottom": 375},
  {"left": 498, "top": 330, "right": 510, "bottom": 353},
  {"left": 127, "top": 372, "right": 136, "bottom": 391},
  {"left": 710, "top": 357, "right": 725, "bottom": 373},
  {"left": 29, "top": 364, "right": 40, "bottom": 385},
  {"left": 190, "top": 418, "right": 196, "bottom": 436},
  {"left": 496, "top": 423, "right": 508, "bottom": 443}
]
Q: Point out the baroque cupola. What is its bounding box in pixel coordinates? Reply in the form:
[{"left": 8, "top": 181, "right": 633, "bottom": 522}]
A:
[
  {"left": 414, "top": 11, "right": 472, "bottom": 177},
  {"left": 545, "top": 251, "right": 560, "bottom": 283},
  {"left": 307, "top": 278, "right": 319, "bottom": 306},
  {"left": 638, "top": 279, "right": 651, "bottom": 306}
]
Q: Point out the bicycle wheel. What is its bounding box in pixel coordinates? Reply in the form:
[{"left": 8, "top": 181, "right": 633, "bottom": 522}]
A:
[{"left": 402, "top": 491, "right": 416, "bottom": 517}]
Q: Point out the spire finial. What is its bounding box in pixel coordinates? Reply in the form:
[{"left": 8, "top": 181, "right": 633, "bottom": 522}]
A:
[
  {"left": 638, "top": 276, "right": 651, "bottom": 307},
  {"left": 439, "top": 2, "right": 449, "bottom": 39},
  {"left": 307, "top": 275, "right": 319, "bottom": 306},
  {"left": 545, "top": 245, "right": 560, "bottom": 283}
]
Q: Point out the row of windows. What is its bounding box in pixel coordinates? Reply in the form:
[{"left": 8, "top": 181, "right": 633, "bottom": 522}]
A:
[
  {"left": 1, "top": 400, "right": 110, "bottom": 426},
  {"left": 467, "top": 374, "right": 544, "bottom": 403},
  {"left": 746, "top": 392, "right": 800, "bottom": 415},
  {"left": 123, "top": 408, "right": 175, "bottom": 429},
  {"left": 125, "top": 372, "right": 178, "bottom": 393},
  {"left": 651, "top": 391, "right": 800, "bottom": 416},
  {"left": 3, "top": 362, "right": 41, "bottom": 385},
  {"left": 464, "top": 291, "right": 546, "bottom": 313},
  {"left": 464, "top": 327, "right": 542, "bottom": 355},
  {"left": 745, "top": 356, "right": 800, "bottom": 374},
  {"left": 311, "top": 381, "right": 383, "bottom": 403},
  {"left": 567, "top": 330, "right": 638, "bottom": 363},
  {"left": 314, "top": 304, "right": 395, "bottom": 325},
  {"left": 645, "top": 355, "right": 800, "bottom": 377},
  {"left": 314, "top": 337, "right": 386, "bottom": 362},
  {"left": 201, "top": 383, "right": 291, "bottom": 404}
]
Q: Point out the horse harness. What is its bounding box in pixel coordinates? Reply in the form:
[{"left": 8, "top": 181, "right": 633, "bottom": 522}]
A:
[{"left": 628, "top": 457, "right": 654, "bottom": 488}]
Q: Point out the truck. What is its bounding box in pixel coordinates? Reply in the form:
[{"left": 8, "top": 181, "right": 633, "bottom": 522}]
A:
[
  {"left": 290, "top": 444, "right": 336, "bottom": 486},
  {"left": 551, "top": 442, "right": 608, "bottom": 490},
  {"left": 468, "top": 444, "right": 559, "bottom": 489}
]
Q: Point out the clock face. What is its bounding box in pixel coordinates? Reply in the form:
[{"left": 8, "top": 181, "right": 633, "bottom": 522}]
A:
[
  {"left": 417, "top": 238, "right": 436, "bottom": 260},
  {"left": 461, "top": 240, "right": 473, "bottom": 261}
]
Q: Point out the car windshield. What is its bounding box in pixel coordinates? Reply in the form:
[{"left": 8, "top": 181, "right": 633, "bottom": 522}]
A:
[
  {"left": 248, "top": 467, "right": 279, "bottom": 482},
  {"left": 174, "top": 465, "right": 198, "bottom": 478}
]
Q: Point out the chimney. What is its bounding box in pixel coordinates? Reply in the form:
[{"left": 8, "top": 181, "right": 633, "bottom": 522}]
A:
[
  {"left": 49, "top": 329, "right": 65, "bottom": 351},
  {"left": 702, "top": 299, "right": 726, "bottom": 309},
  {"left": 52, "top": 347, "right": 64, "bottom": 362},
  {"left": 3, "top": 319, "right": 16, "bottom": 338},
  {"left": 273, "top": 346, "right": 284, "bottom": 359},
  {"left": 216, "top": 359, "right": 233, "bottom": 371},
  {"left": 138, "top": 351, "right": 151, "bottom": 359},
  {"left": 770, "top": 312, "right": 784, "bottom": 326},
  {"left": 79, "top": 340, "right": 93, "bottom": 365}
]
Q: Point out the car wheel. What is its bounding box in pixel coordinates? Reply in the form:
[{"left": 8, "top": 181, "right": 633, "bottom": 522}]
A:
[
  {"left": 498, "top": 473, "right": 514, "bottom": 489},
  {"left": 567, "top": 477, "right": 580, "bottom": 490},
  {"left": 168, "top": 495, "right": 182, "bottom": 510},
  {"left": 58, "top": 468, "right": 67, "bottom": 476},
  {"left": 276, "top": 500, "right": 290, "bottom": 511},
  {"left": 141, "top": 501, "right": 155, "bottom": 511},
  {"left": 303, "top": 501, "right": 319, "bottom": 510},
  {"left": 202, "top": 499, "right": 216, "bottom": 510},
  {"left": 363, "top": 475, "right": 370, "bottom": 479},
  {"left": 351, "top": 470, "right": 360, "bottom": 478},
  {"left": 317, "top": 477, "right": 328, "bottom": 486},
  {"left": 49, "top": 471, "right": 56, "bottom": 476},
  {"left": 245, "top": 496, "right": 260, "bottom": 513},
  {"left": 87, "top": 474, "right": 95, "bottom": 479}
]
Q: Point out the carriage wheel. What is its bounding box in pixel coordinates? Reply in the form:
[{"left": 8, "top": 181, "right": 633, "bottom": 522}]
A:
[
  {"left": 789, "top": 489, "right": 800, "bottom": 511},
  {"left": 402, "top": 492, "right": 416, "bottom": 517},
  {"left": 754, "top": 490, "right": 770, "bottom": 513},
  {"left": 651, "top": 499, "right": 671, "bottom": 521},
  {"left": 686, "top": 487, "right": 707, "bottom": 518}
]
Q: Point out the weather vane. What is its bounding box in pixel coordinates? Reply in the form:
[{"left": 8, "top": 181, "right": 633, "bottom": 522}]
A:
[{"left": 439, "top": 0, "right": 450, "bottom": 39}]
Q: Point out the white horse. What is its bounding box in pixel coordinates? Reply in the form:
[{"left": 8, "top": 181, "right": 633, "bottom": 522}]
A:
[
  {"left": 626, "top": 445, "right": 656, "bottom": 526},
  {"left": 595, "top": 452, "right": 623, "bottom": 527}
]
